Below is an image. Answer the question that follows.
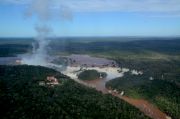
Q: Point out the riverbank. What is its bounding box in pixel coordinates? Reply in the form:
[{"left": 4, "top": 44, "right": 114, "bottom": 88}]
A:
[{"left": 59, "top": 55, "right": 170, "bottom": 119}]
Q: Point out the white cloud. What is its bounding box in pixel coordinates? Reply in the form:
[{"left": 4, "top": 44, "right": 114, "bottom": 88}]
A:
[{"left": 1, "top": 0, "right": 180, "bottom": 16}]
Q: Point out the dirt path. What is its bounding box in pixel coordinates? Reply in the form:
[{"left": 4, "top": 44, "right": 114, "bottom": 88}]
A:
[{"left": 84, "top": 78, "right": 170, "bottom": 119}]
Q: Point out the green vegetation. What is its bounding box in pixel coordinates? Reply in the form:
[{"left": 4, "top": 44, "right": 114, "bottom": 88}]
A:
[
  {"left": 1, "top": 38, "right": 180, "bottom": 119},
  {"left": 78, "top": 70, "right": 107, "bottom": 80},
  {"left": 0, "top": 65, "right": 149, "bottom": 119},
  {"left": 49, "top": 38, "right": 180, "bottom": 60},
  {"left": 1, "top": 38, "right": 180, "bottom": 60},
  {"left": 0, "top": 44, "right": 31, "bottom": 57},
  {"left": 116, "top": 59, "right": 180, "bottom": 84},
  {"left": 106, "top": 73, "right": 180, "bottom": 119},
  {"left": 0, "top": 38, "right": 33, "bottom": 57}
]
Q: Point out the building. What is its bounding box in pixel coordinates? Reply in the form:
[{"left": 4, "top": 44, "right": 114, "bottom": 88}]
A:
[{"left": 46, "top": 76, "right": 59, "bottom": 85}]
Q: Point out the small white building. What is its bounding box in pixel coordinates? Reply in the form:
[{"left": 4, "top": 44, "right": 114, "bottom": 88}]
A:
[
  {"left": 99, "top": 73, "right": 103, "bottom": 78},
  {"left": 46, "top": 76, "right": 59, "bottom": 85},
  {"left": 108, "top": 90, "right": 112, "bottom": 93},
  {"left": 120, "top": 91, "right": 124, "bottom": 96},
  {"left": 39, "top": 81, "right": 45, "bottom": 86},
  {"left": 131, "top": 70, "right": 143, "bottom": 75},
  {"left": 113, "top": 89, "right": 118, "bottom": 94},
  {"left": 149, "top": 77, "right": 154, "bottom": 80},
  {"left": 15, "top": 60, "right": 21, "bottom": 64}
]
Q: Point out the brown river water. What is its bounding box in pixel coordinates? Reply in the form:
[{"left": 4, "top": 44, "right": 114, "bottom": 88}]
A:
[{"left": 84, "top": 78, "right": 170, "bottom": 119}]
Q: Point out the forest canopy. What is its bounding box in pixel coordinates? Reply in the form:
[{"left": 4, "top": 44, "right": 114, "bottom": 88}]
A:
[{"left": 0, "top": 65, "right": 149, "bottom": 119}]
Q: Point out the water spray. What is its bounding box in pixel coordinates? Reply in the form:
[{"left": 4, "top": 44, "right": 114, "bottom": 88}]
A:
[{"left": 21, "top": 0, "right": 71, "bottom": 66}]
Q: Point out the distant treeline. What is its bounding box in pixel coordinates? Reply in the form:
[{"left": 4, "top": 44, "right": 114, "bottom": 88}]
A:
[
  {"left": 1, "top": 37, "right": 180, "bottom": 57},
  {"left": 49, "top": 38, "right": 180, "bottom": 55},
  {"left": 0, "top": 44, "right": 32, "bottom": 57}
]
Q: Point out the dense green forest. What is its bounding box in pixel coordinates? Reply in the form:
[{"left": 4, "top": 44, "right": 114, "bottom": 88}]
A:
[
  {"left": 78, "top": 70, "right": 107, "bottom": 80},
  {"left": 116, "top": 59, "right": 180, "bottom": 84},
  {"left": 1, "top": 38, "right": 180, "bottom": 58},
  {"left": 0, "top": 65, "right": 149, "bottom": 119},
  {"left": 106, "top": 72, "right": 180, "bottom": 119},
  {"left": 0, "top": 38, "right": 180, "bottom": 119},
  {"left": 49, "top": 38, "right": 180, "bottom": 56},
  {"left": 0, "top": 44, "right": 31, "bottom": 57}
]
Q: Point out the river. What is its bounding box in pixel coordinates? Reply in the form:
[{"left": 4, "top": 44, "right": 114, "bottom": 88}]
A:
[{"left": 0, "top": 55, "right": 171, "bottom": 119}]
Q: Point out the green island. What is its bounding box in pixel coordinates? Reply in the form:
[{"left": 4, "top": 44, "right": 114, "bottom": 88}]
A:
[{"left": 78, "top": 70, "right": 107, "bottom": 80}]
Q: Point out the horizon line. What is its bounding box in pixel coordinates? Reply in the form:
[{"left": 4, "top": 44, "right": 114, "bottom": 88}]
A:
[{"left": 0, "top": 36, "right": 180, "bottom": 39}]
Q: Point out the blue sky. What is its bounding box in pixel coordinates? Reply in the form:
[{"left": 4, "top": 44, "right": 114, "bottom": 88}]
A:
[{"left": 0, "top": 0, "right": 180, "bottom": 37}]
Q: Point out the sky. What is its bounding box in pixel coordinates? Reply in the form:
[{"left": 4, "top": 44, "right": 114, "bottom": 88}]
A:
[{"left": 0, "top": 0, "right": 180, "bottom": 37}]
